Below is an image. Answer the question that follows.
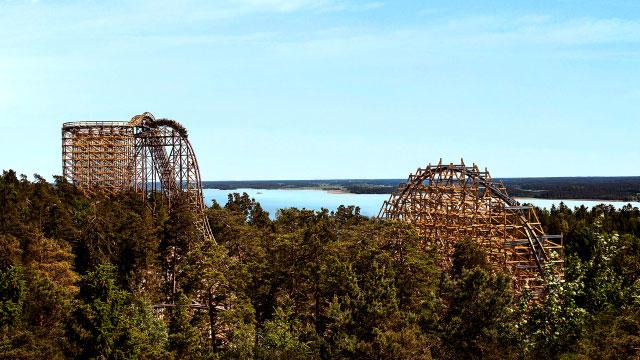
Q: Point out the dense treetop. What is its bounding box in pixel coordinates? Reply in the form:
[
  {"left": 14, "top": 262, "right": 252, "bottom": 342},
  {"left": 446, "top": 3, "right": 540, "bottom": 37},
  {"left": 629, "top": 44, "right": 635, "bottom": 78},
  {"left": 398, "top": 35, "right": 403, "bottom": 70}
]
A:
[{"left": 1, "top": 170, "right": 639, "bottom": 359}]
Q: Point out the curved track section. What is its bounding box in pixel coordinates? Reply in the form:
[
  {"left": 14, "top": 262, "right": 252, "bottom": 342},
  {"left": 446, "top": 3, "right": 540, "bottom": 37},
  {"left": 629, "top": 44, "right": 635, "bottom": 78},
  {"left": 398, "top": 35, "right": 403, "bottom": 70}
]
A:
[
  {"left": 379, "top": 159, "right": 563, "bottom": 294},
  {"left": 61, "top": 113, "right": 214, "bottom": 242},
  {"left": 130, "top": 112, "right": 213, "bottom": 241}
]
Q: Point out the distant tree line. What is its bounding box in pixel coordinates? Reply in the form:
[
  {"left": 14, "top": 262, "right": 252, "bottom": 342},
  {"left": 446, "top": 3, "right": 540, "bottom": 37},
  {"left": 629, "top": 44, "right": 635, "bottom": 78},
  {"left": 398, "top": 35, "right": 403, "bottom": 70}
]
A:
[
  {"left": 203, "top": 177, "right": 640, "bottom": 201},
  {"left": 503, "top": 177, "right": 640, "bottom": 201},
  {"left": 1, "top": 169, "right": 639, "bottom": 359}
]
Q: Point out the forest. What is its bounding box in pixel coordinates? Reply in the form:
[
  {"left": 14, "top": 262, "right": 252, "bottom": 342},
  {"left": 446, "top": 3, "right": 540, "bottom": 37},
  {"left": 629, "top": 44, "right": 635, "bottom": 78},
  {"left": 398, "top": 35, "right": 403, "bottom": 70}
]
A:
[{"left": 1, "top": 170, "right": 640, "bottom": 359}]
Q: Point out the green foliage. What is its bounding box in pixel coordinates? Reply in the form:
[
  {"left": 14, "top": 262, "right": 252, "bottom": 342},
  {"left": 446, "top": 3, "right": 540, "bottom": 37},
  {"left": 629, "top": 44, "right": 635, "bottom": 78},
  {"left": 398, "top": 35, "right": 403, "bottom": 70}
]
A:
[
  {"left": 0, "top": 266, "right": 25, "bottom": 329},
  {"left": 528, "top": 205, "right": 640, "bottom": 359},
  {"left": 73, "top": 263, "right": 168, "bottom": 359},
  {"left": 256, "top": 295, "right": 314, "bottom": 360},
  {"left": 168, "top": 293, "right": 210, "bottom": 359},
  {"left": 434, "top": 240, "right": 518, "bottom": 359},
  {"left": 571, "top": 309, "right": 640, "bottom": 359},
  {"left": 524, "top": 269, "right": 588, "bottom": 358}
]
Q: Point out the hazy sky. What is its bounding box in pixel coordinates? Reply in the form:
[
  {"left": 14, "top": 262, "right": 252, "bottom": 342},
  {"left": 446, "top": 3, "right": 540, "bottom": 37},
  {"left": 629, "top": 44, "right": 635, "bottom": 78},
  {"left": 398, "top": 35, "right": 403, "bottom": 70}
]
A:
[{"left": 0, "top": 0, "right": 639, "bottom": 180}]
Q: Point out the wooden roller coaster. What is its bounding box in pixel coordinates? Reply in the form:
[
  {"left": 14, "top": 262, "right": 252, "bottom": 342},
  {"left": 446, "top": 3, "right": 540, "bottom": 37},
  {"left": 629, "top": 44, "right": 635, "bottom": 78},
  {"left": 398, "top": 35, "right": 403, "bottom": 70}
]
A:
[
  {"left": 379, "top": 159, "right": 564, "bottom": 295},
  {"left": 61, "top": 112, "right": 213, "bottom": 242}
]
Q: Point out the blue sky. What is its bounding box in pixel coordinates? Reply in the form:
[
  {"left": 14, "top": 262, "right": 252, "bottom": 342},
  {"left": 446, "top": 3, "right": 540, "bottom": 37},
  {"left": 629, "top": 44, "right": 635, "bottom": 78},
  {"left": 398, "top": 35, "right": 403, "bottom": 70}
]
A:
[{"left": 0, "top": 0, "right": 639, "bottom": 180}]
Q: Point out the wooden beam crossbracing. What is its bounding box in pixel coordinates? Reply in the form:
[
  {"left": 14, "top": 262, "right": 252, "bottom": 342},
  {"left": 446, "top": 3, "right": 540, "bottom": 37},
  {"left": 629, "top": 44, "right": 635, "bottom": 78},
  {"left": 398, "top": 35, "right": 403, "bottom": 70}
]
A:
[
  {"left": 379, "top": 160, "right": 564, "bottom": 296},
  {"left": 61, "top": 113, "right": 214, "bottom": 242}
]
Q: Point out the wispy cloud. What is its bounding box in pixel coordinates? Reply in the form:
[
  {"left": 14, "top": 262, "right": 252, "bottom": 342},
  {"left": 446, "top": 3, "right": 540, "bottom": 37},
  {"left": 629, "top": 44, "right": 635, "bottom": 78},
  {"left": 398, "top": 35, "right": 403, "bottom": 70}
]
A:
[
  {"left": 1, "top": 1, "right": 639, "bottom": 63},
  {"left": 420, "top": 15, "right": 640, "bottom": 46},
  {"left": 0, "top": 0, "right": 384, "bottom": 46},
  {"left": 229, "top": 0, "right": 383, "bottom": 13},
  {"left": 267, "top": 15, "right": 640, "bottom": 63},
  {"left": 127, "top": 31, "right": 280, "bottom": 46},
  {"left": 230, "top": 0, "right": 335, "bottom": 12},
  {"left": 541, "top": 18, "right": 640, "bottom": 44}
]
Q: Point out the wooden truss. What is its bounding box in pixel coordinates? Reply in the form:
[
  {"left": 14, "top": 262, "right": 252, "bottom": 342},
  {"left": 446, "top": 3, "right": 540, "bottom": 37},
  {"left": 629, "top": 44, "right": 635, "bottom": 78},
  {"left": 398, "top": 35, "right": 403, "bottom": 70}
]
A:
[
  {"left": 61, "top": 112, "right": 213, "bottom": 241},
  {"left": 379, "top": 159, "right": 563, "bottom": 295}
]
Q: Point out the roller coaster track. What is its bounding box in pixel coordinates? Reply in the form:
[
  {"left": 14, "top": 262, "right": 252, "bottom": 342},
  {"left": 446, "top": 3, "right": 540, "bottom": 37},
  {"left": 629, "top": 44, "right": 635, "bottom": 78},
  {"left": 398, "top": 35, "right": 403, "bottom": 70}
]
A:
[
  {"left": 62, "top": 113, "right": 218, "bottom": 313},
  {"left": 379, "top": 159, "right": 563, "bottom": 294},
  {"left": 62, "top": 113, "right": 214, "bottom": 242},
  {"left": 130, "top": 113, "right": 213, "bottom": 241}
]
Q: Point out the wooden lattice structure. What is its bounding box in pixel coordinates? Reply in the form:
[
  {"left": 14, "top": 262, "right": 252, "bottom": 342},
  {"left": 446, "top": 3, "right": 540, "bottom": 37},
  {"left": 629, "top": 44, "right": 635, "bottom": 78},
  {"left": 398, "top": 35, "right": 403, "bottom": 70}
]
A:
[
  {"left": 379, "top": 159, "right": 563, "bottom": 294},
  {"left": 61, "top": 112, "right": 213, "bottom": 241}
]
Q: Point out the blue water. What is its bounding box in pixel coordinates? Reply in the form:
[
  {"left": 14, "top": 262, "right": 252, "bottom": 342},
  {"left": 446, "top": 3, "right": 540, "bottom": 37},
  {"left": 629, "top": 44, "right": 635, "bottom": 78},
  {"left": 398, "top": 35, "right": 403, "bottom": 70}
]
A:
[
  {"left": 203, "top": 188, "right": 640, "bottom": 219},
  {"left": 204, "top": 188, "right": 389, "bottom": 217}
]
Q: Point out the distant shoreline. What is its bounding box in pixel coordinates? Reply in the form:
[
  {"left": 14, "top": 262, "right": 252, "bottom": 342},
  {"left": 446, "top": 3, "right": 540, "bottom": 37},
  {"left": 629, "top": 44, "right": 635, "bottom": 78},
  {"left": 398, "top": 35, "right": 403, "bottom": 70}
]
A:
[
  {"left": 514, "top": 197, "right": 640, "bottom": 204},
  {"left": 203, "top": 177, "right": 640, "bottom": 203}
]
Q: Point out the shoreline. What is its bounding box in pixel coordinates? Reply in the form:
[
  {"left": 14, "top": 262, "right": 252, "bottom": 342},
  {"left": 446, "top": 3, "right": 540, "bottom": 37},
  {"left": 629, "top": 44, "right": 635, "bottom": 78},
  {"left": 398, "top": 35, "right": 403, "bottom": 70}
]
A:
[
  {"left": 203, "top": 187, "right": 640, "bottom": 203},
  {"left": 514, "top": 197, "right": 640, "bottom": 203}
]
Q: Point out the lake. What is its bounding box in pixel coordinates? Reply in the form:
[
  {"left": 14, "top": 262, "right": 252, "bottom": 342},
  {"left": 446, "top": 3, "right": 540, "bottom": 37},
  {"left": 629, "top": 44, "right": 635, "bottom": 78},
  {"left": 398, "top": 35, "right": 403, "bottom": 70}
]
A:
[{"left": 203, "top": 188, "right": 640, "bottom": 219}]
